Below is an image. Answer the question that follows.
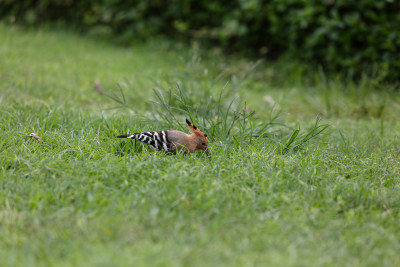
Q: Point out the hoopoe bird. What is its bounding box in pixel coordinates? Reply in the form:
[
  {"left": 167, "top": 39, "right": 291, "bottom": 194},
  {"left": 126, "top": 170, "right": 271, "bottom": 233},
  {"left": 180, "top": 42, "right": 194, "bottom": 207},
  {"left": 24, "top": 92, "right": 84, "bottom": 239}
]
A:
[{"left": 117, "top": 119, "right": 210, "bottom": 156}]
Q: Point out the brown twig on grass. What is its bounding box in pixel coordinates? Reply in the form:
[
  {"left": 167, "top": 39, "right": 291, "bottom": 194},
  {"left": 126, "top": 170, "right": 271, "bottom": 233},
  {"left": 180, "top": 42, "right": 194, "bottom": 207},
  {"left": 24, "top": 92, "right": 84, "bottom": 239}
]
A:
[
  {"left": 94, "top": 80, "right": 104, "bottom": 95},
  {"left": 383, "top": 204, "right": 392, "bottom": 218}
]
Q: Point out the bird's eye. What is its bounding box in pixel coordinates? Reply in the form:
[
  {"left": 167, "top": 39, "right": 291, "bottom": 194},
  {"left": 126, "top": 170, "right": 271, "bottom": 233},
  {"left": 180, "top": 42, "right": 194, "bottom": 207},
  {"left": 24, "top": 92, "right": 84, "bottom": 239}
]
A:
[{"left": 201, "top": 141, "right": 206, "bottom": 146}]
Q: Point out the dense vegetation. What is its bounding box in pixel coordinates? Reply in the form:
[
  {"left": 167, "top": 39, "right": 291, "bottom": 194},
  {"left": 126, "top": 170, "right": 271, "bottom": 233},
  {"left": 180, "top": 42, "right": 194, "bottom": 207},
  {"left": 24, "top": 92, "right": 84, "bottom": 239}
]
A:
[
  {"left": 1, "top": 24, "right": 400, "bottom": 266},
  {"left": 1, "top": 0, "right": 399, "bottom": 81}
]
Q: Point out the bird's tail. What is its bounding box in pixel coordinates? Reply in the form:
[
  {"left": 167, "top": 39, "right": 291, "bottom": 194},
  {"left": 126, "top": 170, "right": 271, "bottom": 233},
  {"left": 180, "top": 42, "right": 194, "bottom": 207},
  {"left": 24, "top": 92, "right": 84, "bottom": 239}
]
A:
[{"left": 117, "top": 134, "right": 129, "bottom": 138}]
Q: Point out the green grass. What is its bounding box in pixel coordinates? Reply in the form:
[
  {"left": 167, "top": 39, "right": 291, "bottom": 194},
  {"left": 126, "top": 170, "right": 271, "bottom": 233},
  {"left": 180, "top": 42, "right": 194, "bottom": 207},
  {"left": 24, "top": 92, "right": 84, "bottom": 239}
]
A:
[{"left": 1, "top": 24, "right": 400, "bottom": 267}]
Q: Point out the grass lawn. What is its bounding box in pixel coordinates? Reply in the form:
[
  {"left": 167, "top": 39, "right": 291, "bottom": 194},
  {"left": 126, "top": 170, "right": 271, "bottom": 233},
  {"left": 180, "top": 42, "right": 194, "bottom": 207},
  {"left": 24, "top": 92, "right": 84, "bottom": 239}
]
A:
[{"left": 1, "top": 24, "right": 400, "bottom": 266}]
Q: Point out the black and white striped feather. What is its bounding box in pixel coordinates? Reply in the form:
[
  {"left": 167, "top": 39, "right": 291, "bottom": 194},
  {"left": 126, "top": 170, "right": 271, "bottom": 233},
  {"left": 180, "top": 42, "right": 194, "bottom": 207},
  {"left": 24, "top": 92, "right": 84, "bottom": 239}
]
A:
[{"left": 118, "top": 131, "right": 171, "bottom": 152}]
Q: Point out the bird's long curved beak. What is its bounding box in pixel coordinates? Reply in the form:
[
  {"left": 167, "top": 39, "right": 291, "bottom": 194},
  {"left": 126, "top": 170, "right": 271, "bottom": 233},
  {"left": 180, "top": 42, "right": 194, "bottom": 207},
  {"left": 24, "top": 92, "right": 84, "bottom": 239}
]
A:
[{"left": 205, "top": 148, "right": 211, "bottom": 158}]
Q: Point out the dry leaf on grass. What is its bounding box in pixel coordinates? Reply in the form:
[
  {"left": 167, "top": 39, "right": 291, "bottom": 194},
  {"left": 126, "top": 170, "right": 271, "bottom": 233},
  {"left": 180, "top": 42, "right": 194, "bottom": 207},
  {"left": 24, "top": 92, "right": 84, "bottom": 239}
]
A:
[
  {"left": 29, "top": 133, "right": 43, "bottom": 143},
  {"left": 263, "top": 95, "right": 275, "bottom": 105}
]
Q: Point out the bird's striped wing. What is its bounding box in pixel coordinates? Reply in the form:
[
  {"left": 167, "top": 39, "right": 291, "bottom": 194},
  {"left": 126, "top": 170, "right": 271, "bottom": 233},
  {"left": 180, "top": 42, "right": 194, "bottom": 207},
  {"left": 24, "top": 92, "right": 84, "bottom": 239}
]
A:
[{"left": 128, "top": 131, "right": 170, "bottom": 152}]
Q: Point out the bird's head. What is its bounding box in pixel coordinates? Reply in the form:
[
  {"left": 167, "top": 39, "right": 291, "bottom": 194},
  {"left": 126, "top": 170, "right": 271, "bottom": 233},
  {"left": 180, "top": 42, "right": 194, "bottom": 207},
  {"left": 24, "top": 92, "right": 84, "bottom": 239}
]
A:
[{"left": 186, "top": 119, "right": 210, "bottom": 156}]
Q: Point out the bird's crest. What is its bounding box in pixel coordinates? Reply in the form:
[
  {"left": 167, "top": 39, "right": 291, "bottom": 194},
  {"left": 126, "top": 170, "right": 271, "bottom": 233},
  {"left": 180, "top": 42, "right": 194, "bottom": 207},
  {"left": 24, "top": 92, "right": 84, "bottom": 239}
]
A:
[{"left": 186, "top": 119, "right": 208, "bottom": 140}]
